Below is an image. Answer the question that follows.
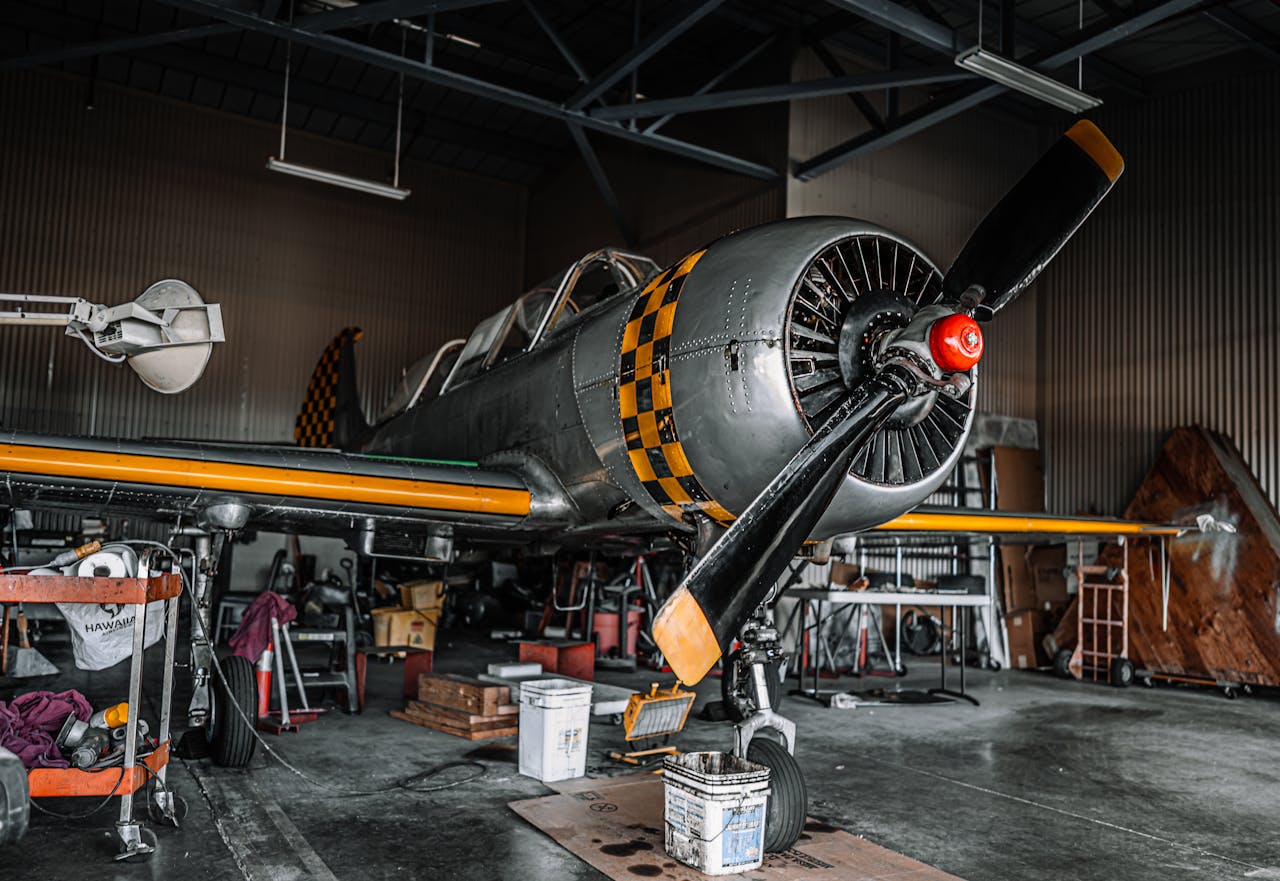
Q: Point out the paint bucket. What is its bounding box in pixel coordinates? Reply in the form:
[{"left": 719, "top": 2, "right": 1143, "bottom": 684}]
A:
[
  {"left": 518, "top": 678, "right": 592, "bottom": 782},
  {"left": 662, "top": 751, "right": 770, "bottom": 875}
]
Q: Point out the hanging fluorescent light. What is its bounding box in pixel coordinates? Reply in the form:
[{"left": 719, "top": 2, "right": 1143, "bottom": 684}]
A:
[
  {"left": 392, "top": 19, "right": 480, "bottom": 48},
  {"left": 956, "top": 47, "right": 1102, "bottom": 113},
  {"left": 267, "top": 28, "right": 410, "bottom": 201},
  {"left": 267, "top": 157, "right": 411, "bottom": 200}
]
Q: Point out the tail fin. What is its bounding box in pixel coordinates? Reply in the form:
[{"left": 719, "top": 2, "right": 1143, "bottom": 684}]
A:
[{"left": 294, "top": 327, "right": 368, "bottom": 449}]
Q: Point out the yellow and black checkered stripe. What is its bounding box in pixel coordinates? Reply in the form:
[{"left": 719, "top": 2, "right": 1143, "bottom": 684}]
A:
[
  {"left": 295, "top": 327, "right": 361, "bottom": 448},
  {"left": 618, "top": 251, "right": 734, "bottom": 526}
]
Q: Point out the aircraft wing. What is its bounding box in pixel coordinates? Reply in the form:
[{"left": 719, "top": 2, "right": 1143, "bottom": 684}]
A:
[
  {"left": 0, "top": 429, "right": 538, "bottom": 556},
  {"left": 870, "top": 506, "right": 1186, "bottom": 538}
]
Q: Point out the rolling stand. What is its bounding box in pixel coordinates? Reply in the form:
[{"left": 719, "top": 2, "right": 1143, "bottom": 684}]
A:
[{"left": 927, "top": 604, "right": 980, "bottom": 707}]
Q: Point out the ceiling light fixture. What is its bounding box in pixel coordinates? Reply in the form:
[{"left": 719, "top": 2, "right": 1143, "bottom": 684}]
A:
[
  {"left": 958, "top": 0, "right": 1101, "bottom": 114},
  {"left": 266, "top": 158, "right": 410, "bottom": 199},
  {"left": 393, "top": 18, "right": 480, "bottom": 49},
  {"left": 956, "top": 47, "right": 1102, "bottom": 113},
  {"left": 267, "top": 3, "right": 411, "bottom": 200}
]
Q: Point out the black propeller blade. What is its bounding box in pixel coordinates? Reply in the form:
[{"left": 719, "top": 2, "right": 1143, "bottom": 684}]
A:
[
  {"left": 653, "top": 372, "right": 910, "bottom": 685},
  {"left": 653, "top": 120, "right": 1124, "bottom": 686},
  {"left": 942, "top": 119, "right": 1124, "bottom": 320}
]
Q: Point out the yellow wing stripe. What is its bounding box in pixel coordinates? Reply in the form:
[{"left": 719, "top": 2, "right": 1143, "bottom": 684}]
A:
[
  {"left": 875, "top": 511, "right": 1182, "bottom": 535},
  {"left": 0, "top": 443, "right": 531, "bottom": 516}
]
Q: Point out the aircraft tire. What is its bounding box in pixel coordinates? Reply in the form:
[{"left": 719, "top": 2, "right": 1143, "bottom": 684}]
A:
[
  {"left": 746, "top": 736, "right": 806, "bottom": 853},
  {"left": 209, "top": 655, "right": 258, "bottom": 768}
]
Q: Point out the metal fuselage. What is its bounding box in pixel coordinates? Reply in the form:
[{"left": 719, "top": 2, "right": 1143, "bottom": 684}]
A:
[{"left": 360, "top": 217, "right": 976, "bottom": 546}]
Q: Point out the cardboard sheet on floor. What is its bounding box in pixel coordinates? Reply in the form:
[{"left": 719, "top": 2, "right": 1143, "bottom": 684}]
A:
[{"left": 510, "top": 774, "right": 961, "bottom": 881}]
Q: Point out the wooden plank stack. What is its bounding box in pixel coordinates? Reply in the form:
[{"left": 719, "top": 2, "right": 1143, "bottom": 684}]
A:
[{"left": 390, "top": 673, "right": 519, "bottom": 740}]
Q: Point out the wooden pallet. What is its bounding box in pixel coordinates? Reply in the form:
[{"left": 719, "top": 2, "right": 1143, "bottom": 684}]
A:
[{"left": 390, "top": 708, "right": 518, "bottom": 740}]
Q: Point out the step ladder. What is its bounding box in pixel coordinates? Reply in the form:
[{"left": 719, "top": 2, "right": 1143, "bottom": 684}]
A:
[{"left": 1073, "top": 538, "right": 1130, "bottom": 682}]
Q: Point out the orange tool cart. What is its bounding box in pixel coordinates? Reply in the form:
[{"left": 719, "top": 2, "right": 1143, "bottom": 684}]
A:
[{"left": 0, "top": 550, "right": 183, "bottom": 862}]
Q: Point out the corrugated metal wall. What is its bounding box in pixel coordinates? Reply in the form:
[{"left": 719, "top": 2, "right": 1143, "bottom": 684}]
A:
[
  {"left": 1038, "top": 68, "right": 1280, "bottom": 514},
  {"left": 786, "top": 49, "right": 1041, "bottom": 422},
  {"left": 0, "top": 70, "right": 527, "bottom": 443}
]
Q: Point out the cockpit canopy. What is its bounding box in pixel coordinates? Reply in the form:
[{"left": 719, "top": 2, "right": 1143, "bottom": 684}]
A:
[
  {"left": 376, "top": 248, "right": 659, "bottom": 424},
  {"left": 442, "top": 248, "right": 659, "bottom": 392}
]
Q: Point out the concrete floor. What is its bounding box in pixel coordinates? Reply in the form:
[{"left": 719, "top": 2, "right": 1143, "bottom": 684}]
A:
[{"left": 7, "top": 630, "right": 1279, "bottom": 881}]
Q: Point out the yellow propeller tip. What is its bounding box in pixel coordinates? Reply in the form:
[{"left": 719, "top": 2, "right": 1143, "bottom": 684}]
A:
[
  {"left": 652, "top": 585, "right": 721, "bottom": 686},
  {"left": 1065, "top": 120, "right": 1124, "bottom": 184}
]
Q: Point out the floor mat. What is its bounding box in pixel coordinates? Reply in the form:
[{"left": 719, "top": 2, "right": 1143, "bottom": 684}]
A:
[{"left": 510, "top": 774, "right": 962, "bottom": 880}]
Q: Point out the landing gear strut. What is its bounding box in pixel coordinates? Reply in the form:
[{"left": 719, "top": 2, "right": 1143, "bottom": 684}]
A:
[{"left": 726, "top": 608, "right": 807, "bottom": 853}]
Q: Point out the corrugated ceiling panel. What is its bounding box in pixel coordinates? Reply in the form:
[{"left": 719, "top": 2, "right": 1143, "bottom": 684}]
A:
[
  {"left": 1039, "top": 68, "right": 1279, "bottom": 514},
  {"left": 0, "top": 70, "right": 527, "bottom": 443}
]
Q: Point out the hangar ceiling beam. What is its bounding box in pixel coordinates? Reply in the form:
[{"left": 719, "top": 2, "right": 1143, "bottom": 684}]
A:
[
  {"left": 643, "top": 33, "right": 782, "bottom": 135},
  {"left": 298, "top": 0, "right": 507, "bottom": 30},
  {"left": 824, "top": 0, "right": 956, "bottom": 53},
  {"left": 150, "top": 0, "right": 779, "bottom": 179},
  {"left": 1, "top": 0, "right": 502, "bottom": 70},
  {"left": 567, "top": 124, "right": 635, "bottom": 246},
  {"left": 794, "top": 0, "right": 1206, "bottom": 181},
  {"left": 524, "top": 0, "right": 592, "bottom": 86},
  {"left": 926, "top": 0, "right": 1146, "bottom": 95},
  {"left": 1201, "top": 6, "right": 1280, "bottom": 64},
  {"left": 588, "top": 66, "right": 972, "bottom": 120},
  {"left": 1, "top": 23, "right": 234, "bottom": 69},
  {"left": 565, "top": 0, "right": 728, "bottom": 110},
  {"left": 810, "top": 40, "right": 886, "bottom": 131},
  {"left": 839, "top": 0, "right": 1147, "bottom": 98}
]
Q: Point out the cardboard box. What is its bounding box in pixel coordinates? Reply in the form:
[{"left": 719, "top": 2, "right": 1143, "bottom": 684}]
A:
[
  {"left": 998, "top": 546, "right": 1037, "bottom": 611},
  {"left": 372, "top": 607, "right": 438, "bottom": 650},
  {"left": 991, "top": 446, "right": 1045, "bottom": 512},
  {"left": 1028, "top": 545, "right": 1069, "bottom": 607},
  {"left": 399, "top": 579, "right": 445, "bottom": 611},
  {"left": 829, "top": 561, "right": 860, "bottom": 588},
  {"left": 1006, "top": 608, "right": 1050, "bottom": 669}
]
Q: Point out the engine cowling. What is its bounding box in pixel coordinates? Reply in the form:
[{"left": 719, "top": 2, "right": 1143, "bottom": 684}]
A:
[{"left": 599, "top": 216, "right": 975, "bottom": 539}]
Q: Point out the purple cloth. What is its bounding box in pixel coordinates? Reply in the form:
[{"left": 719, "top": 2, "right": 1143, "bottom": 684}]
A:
[
  {"left": 228, "top": 591, "right": 298, "bottom": 661},
  {"left": 0, "top": 689, "right": 93, "bottom": 768}
]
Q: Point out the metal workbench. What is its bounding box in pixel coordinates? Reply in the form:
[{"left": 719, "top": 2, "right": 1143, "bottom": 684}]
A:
[{"left": 784, "top": 587, "right": 991, "bottom": 706}]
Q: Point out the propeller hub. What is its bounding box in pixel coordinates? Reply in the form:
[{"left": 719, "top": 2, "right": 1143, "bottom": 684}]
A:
[{"left": 928, "top": 313, "right": 984, "bottom": 373}]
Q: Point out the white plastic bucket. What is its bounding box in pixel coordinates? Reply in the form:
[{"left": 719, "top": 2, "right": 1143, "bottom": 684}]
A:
[
  {"left": 518, "top": 678, "right": 592, "bottom": 782},
  {"left": 663, "top": 752, "right": 770, "bottom": 875}
]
